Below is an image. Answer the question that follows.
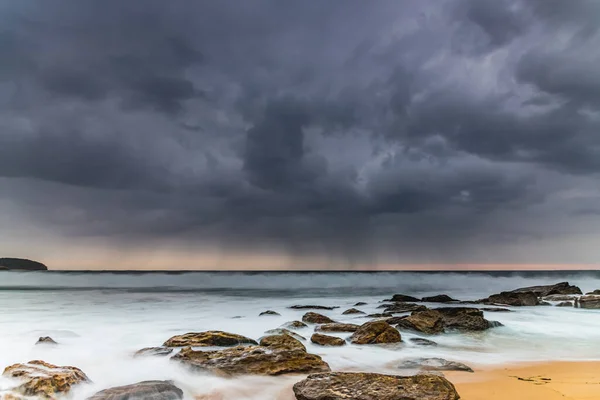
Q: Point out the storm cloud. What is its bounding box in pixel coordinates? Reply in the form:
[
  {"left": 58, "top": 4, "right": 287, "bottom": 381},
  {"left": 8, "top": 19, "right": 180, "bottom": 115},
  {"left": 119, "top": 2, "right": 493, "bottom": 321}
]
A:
[{"left": 1, "top": 0, "right": 600, "bottom": 268}]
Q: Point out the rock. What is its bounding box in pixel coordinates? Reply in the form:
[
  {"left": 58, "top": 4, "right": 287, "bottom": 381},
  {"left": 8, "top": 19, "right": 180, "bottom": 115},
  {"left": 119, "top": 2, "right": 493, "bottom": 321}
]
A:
[
  {"left": 311, "top": 333, "right": 346, "bottom": 347},
  {"left": 35, "top": 336, "right": 58, "bottom": 345},
  {"left": 349, "top": 321, "right": 401, "bottom": 344},
  {"left": 586, "top": 290, "right": 600, "bottom": 295},
  {"left": 293, "top": 372, "right": 460, "bottom": 400},
  {"left": 87, "top": 380, "right": 183, "bottom": 400},
  {"left": 480, "top": 307, "right": 512, "bottom": 312},
  {"left": 421, "top": 295, "right": 458, "bottom": 303},
  {"left": 434, "top": 307, "right": 494, "bottom": 331},
  {"left": 379, "top": 303, "right": 428, "bottom": 314},
  {"left": 396, "top": 310, "right": 444, "bottom": 334},
  {"left": 543, "top": 294, "right": 579, "bottom": 301},
  {"left": 315, "top": 323, "right": 359, "bottom": 333},
  {"left": 539, "top": 301, "right": 551, "bottom": 306},
  {"left": 290, "top": 305, "right": 339, "bottom": 310},
  {"left": 483, "top": 291, "right": 539, "bottom": 306},
  {"left": 302, "top": 312, "right": 335, "bottom": 324},
  {"left": 263, "top": 329, "right": 306, "bottom": 341},
  {"left": 163, "top": 331, "right": 257, "bottom": 347},
  {"left": 577, "top": 295, "right": 600, "bottom": 309},
  {"left": 365, "top": 313, "right": 393, "bottom": 318},
  {"left": 134, "top": 347, "right": 174, "bottom": 357},
  {"left": 510, "top": 282, "right": 582, "bottom": 297},
  {"left": 2, "top": 360, "right": 89, "bottom": 399},
  {"left": 409, "top": 338, "right": 438, "bottom": 346},
  {"left": 0, "top": 258, "right": 47, "bottom": 271},
  {"left": 259, "top": 334, "right": 306, "bottom": 351},
  {"left": 259, "top": 310, "right": 280, "bottom": 316},
  {"left": 282, "top": 320, "right": 308, "bottom": 330},
  {"left": 398, "top": 358, "right": 474, "bottom": 373},
  {"left": 354, "top": 302, "right": 367, "bottom": 306},
  {"left": 172, "top": 344, "right": 330, "bottom": 376},
  {"left": 342, "top": 308, "right": 364, "bottom": 315},
  {"left": 556, "top": 301, "right": 574, "bottom": 307},
  {"left": 384, "top": 294, "right": 420, "bottom": 302}
]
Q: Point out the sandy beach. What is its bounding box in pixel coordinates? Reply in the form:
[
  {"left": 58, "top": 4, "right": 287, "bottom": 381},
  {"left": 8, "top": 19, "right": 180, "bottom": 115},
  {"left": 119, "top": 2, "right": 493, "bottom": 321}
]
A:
[{"left": 448, "top": 361, "right": 600, "bottom": 400}]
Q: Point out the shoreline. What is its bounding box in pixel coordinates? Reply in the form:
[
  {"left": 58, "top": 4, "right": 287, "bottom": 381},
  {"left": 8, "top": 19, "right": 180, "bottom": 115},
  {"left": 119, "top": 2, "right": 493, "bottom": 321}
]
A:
[{"left": 447, "top": 361, "right": 600, "bottom": 400}]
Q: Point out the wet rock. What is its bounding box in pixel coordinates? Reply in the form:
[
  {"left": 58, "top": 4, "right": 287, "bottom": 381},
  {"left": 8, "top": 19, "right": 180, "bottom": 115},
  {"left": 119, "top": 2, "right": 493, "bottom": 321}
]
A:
[
  {"left": 315, "top": 323, "right": 359, "bottom": 333},
  {"left": 421, "top": 295, "right": 458, "bottom": 303},
  {"left": 172, "top": 344, "right": 330, "bottom": 376},
  {"left": 134, "top": 347, "right": 174, "bottom": 357},
  {"left": 282, "top": 321, "right": 308, "bottom": 330},
  {"left": 543, "top": 294, "right": 579, "bottom": 301},
  {"left": 556, "top": 301, "right": 574, "bottom": 307},
  {"left": 434, "top": 307, "right": 494, "bottom": 331},
  {"left": 379, "top": 302, "right": 428, "bottom": 314},
  {"left": 354, "top": 302, "right": 367, "bottom": 306},
  {"left": 480, "top": 307, "right": 512, "bottom": 312},
  {"left": 293, "top": 372, "right": 460, "bottom": 400},
  {"left": 35, "top": 337, "right": 58, "bottom": 345},
  {"left": 398, "top": 358, "right": 474, "bottom": 373},
  {"left": 263, "top": 328, "right": 306, "bottom": 341},
  {"left": 2, "top": 360, "right": 90, "bottom": 399},
  {"left": 259, "top": 310, "right": 280, "bottom": 316},
  {"left": 342, "top": 308, "right": 364, "bottom": 315},
  {"left": 163, "top": 331, "right": 257, "bottom": 347},
  {"left": 311, "top": 333, "right": 346, "bottom": 347},
  {"left": 384, "top": 294, "right": 420, "bottom": 302},
  {"left": 365, "top": 313, "right": 393, "bottom": 318},
  {"left": 396, "top": 310, "right": 444, "bottom": 334},
  {"left": 488, "top": 320, "right": 504, "bottom": 328},
  {"left": 87, "top": 380, "right": 183, "bottom": 400},
  {"left": 290, "top": 305, "right": 339, "bottom": 310},
  {"left": 483, "top": 291, "right": 539, "bottom": 306},
  {"left": 259, "top": 334, "right": 306, "bottom": 351},
  {"left": 302, "top": 312, "right": 335, "bottom": 324},
  {"left": 409, "top": 338, "right": 438, "bottom": 346},
  {"left": 349, "top": 321, "right": 401, "bottom": 344},
  {"left": 577, "top": 295, "right": 600, "bottom": 309},
  {"left": 510, "top": 282, "right": 582, "bottom": 297}
]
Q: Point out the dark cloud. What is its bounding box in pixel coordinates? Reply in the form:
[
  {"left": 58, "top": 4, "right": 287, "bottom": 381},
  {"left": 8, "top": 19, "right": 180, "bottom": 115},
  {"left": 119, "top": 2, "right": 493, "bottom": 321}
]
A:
[{"left": 1, "top": 0, "right": 599, "bottom": 266}]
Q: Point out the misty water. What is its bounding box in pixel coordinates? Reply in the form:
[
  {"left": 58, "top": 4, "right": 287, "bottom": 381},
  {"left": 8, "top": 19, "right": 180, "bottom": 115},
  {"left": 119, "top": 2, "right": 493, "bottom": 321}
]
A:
[{"left": 1, "top": 271, "right": 600, "bottom": 399}]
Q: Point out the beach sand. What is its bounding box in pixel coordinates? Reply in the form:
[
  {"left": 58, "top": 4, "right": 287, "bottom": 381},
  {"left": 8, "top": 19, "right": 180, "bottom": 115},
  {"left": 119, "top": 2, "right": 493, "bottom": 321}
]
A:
[{"left": 448, "top": 361, "right": 600, "bottom": 400}]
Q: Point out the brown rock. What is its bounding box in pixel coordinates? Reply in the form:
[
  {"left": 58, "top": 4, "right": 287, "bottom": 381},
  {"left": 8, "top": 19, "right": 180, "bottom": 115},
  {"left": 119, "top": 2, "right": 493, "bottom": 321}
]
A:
[
  {"left": 342, "top": 308, "right": 364, "bottom": 315},
  {"left": 395, "top": 310, "right": 444, "bottom": 334},
  {"left": 315, "top": 323, "right": 359, "bottom": 333},
  {"left": 577, "top": 295, "right": 600, "bottom": 309},
  {"left": 86, "top": 380, "right": 183, "bottom": 400},
  {"left": 293, "top": 372, "right": 460, "bottom": 400},
  {"left": 3, "top": 360, "right": 89, "bottom": 399},
  {"left": 134, "top": 347, "right": 173, "bottom": 357},
  {"left": 259, "top": 334, "right": 306, "bottom": 351},
  {"left": 302, "top": 312, "right": 335, "bottom": 324},
  {"left": 311, "top": 333, "right": 346, "bottom": 347},
  {"left": 263, "top": 328, "right": 306, "bottom": 341},
  {"left": 163, "top": 331, "right": 257, "bottom": 347},
  {"left": 510, "top": 282, "right": 582, "bottom": 297},
  {"left": 349, "top": 321, "right": 401, "bottom": 344},
  {"left": 282, "top": 320, "right": 308, "bottom": 330}
]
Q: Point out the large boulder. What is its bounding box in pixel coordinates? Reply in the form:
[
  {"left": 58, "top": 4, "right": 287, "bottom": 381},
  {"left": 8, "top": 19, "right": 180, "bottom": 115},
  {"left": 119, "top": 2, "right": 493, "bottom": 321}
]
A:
[
  {"left": 576, "top": 295, "right": 600, "bottom": 309},
  {"left": 483, "top": 291, "right": 539, "bottom": 306},
  {"left": 384, "top": 294, "right": 420, "bottom": 302},
  {"left": 172, "top": 344, "right": 330, "bottom": 376},
  {"left": 434, "top": 307, "right": 494, "bottom": 331},
  {"left": 349, "top": 321, "right": 401, "bottom": 344},
  {"left": 163, "top": 331, "right": 257, "bottom": 347},
  {"left": 398, "top": 358, "right": 474, "bottom": 373},
  {"left": 302, "top": 312, "right": 335, "bottom": 324},
  {"left": 311, "top": 333, "right": 346, "bottom": 347},
  {"left": 421, "top": 295, "right": 458, "bottom": 303},
  {"left": 395, "top": 310, "right": 444, "bottom": 334},
  {"left": 293, "top": 372, "right": 460, "bottom": 400},
  {"left": 510, "top": 282, "right": 582, "bottom": 297},
  {"left": 87, "top": 380, "right": 183, "bottom": 400},
  {"left": 259, "top": 334, "right": 306, "bottom": 351},
  {"left": 2, "top": 360, "right": 89, "bottom": 399},
  {"left": 0, "top": 258, "right": 47, "bottom": 271},
  {"left": 315, "top": 323, "right": 359, "bottom": 333}
]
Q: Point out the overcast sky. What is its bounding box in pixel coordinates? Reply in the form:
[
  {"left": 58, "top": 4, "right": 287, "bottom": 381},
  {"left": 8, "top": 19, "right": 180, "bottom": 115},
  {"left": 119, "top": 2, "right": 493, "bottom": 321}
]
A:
[{"left": 1, "top": 0, "right": 600, "bottom": 269}]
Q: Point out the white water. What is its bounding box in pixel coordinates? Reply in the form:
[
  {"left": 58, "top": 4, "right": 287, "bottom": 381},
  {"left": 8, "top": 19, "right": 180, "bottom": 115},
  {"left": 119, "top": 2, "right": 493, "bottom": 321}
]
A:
[{"left": 1, "top": 271, "right": 600, "bottom": 399}]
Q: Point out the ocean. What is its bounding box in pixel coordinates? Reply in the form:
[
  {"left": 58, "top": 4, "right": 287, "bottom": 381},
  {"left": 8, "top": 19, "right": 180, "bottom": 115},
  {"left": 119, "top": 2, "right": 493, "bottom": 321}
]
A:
[{"left": 1, "top": 270, "right": 600, "bottom": 399}]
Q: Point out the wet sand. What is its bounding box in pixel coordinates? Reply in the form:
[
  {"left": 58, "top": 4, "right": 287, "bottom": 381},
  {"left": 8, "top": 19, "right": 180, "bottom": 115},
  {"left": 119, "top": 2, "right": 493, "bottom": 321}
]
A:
[{"left": 448, "top": 361, "right": 600, "bottom": 400}]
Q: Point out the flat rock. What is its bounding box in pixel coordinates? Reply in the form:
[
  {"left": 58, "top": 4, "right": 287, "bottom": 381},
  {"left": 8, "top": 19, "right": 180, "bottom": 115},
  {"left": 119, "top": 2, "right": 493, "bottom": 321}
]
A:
[
  {"left": 290, "top": 305, "right": 339, "bottom": 310},
  {"left": 263, "top": 328, "right": 306, "bottom": 341},
  {"left": 384, "top": 294, "right": 420, "bottom": 302},
  {"left": 172, "top": 344, "right": 330, "bottom": 376},
  {"left": 311, "top": 333, "right": 346, "bottom": 347},
  {"left": 421, "top": 295, "right": 458, "bottom": 303},
  {"left": 349, "top": 321, "right": 401, "bottom": 345},
  {"left": 342, "top": 308, "right": 364, "bottom": 315},
  {"left": 365, "top": 313, "right": 393, "bottom": 318},
  {"left": 281, "top": 321, "right": 308, "bottom": 330},
  {"left": 315, "top": 323, "right": 359, "bottom": 333},
  {"left": 259, "top": 334, "right": 306, "bottom": 351},
  {"left": 134, "top": 347, "right": 174, "bottom": 357},
  {"left": 3, "top": 360, "right": 89, "bottom": 399},
  {"left": 259, "top": 310, "right": 280, "bottom": 316},
  {"left": 163, "top": 331, "right": 257, "bottom": 347},
  {"left": 302, "top": 312, "right": 335, "bottom": 324},
  {"left": 35, "top": 337, "right": 58, "bottom": 345},
  {"left": 510, "top": 282, "right": 582, "bottom": 297},
  {"left": 293, "top": 372, "right": 460, "bottom": 400},
  {"left": 483, "top": 291, "right": 539, "bottom": 306},
  {"left": 396, "top": 310, "right": 444, "bottom": 334},
  {"left": 87, "top": 380, "right": 183, "bottom": 400},
  {"left": 409, "top": 338, "right": 438, "bottom": 346},
  {"left": 398, "top": 358, "right": 474, "bottom": 373}
]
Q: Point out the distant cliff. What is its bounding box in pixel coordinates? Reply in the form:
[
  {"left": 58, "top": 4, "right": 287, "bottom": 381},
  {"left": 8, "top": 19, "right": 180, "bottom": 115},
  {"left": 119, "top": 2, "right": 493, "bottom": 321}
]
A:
[{"left": 0, "top": 258, "right": 48, "bottom": 271}]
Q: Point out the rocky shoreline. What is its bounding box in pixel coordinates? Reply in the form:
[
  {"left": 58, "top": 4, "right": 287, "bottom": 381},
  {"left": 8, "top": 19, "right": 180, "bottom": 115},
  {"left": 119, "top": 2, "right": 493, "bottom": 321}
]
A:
[{"left": 0, "top": 281, "right": 594, "bottom": 400}]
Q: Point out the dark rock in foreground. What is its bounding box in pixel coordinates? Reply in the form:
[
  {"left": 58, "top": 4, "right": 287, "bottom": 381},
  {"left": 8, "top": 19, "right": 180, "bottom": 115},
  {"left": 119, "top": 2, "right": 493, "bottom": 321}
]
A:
[
  {"left": 87, "top": 380, "right": 183, "bottom": 400},
  {"left": 293, "top": 372, "right": 460, "bottom": 400},
  {"left": 302, "top": 312, "right": 335, "bottom": 324},
  {"left": 510, "top": 282, "right": 582, "bottom": 297},
  {"left": 421, "top": 294, "right": 458, "bottom": 303},
  {"left": 311, "top": 333, "right": 346, "bottom": 347},
  {"left": 0, "top": 258, "right": 47, "bottom": 271},
  {"left": 342, "top": 308, "right": 364, "bottom": 315},
  {"left": 349, "top": 321, "right": 401, "bottom": 344},
  {"left": 3, "top": 360, "right": 89, "bottom": 399},
  {"left": 134, "top": 347, "right": 173, "bottom": 357},
  {"left": 384, "top": 294, "right": 420, "bottom": 302},
  {"left": 398, "top": 358, "right": 474, "bottom": 373},
  {"left": 36, "top": 336, "right": 58, "bottom": 346},
  {"left": 409, "top": 338, "right": 438, "bottom": 346},
  {"left": 315, "top": 323, "right": 359, "bottom": 333},
  {"left": 163, "top": 331, "right": 257, "bottom": 347},
  {"left": 290, "top": 305, "right": 339, "bottom": 310},
  {"left": 259, "top": 310, "right": 280, "bottom": 316}
]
